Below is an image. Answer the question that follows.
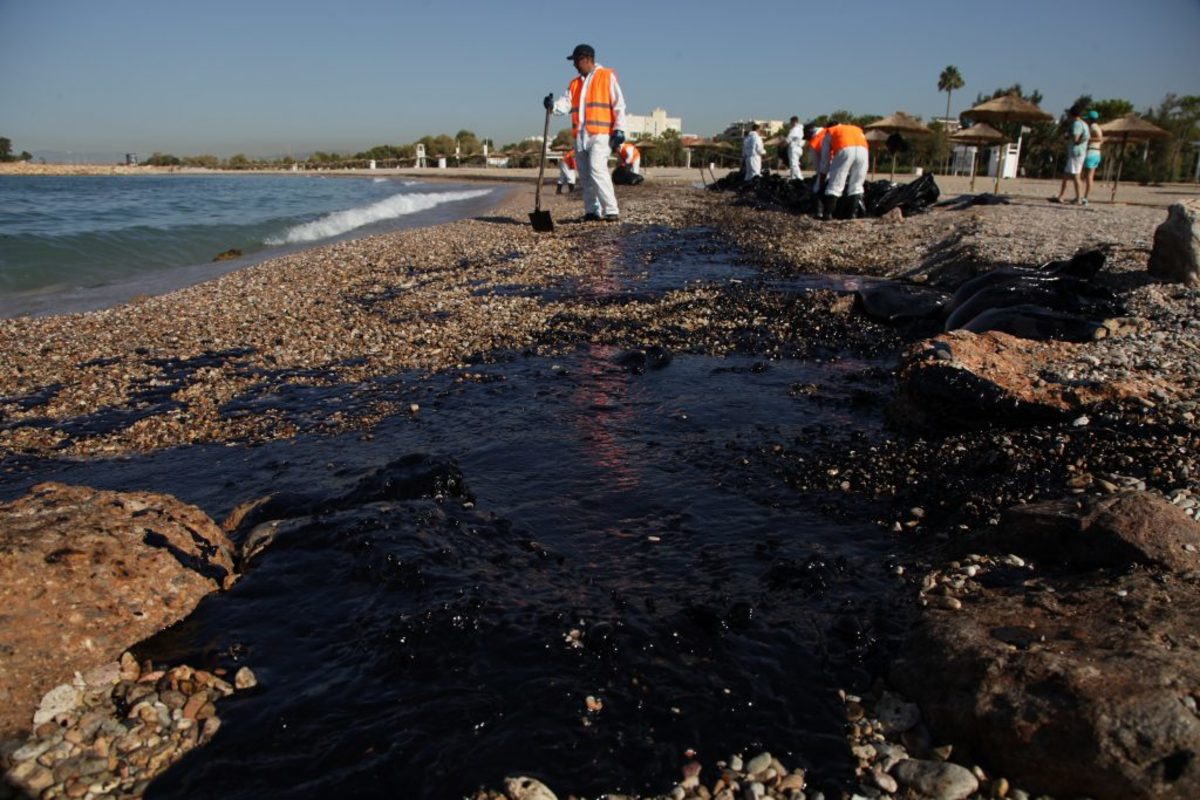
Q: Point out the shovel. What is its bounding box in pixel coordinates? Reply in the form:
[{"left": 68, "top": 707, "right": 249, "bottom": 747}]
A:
[{"left": 529, "top": 105, "right": 555, "bottom": 233}]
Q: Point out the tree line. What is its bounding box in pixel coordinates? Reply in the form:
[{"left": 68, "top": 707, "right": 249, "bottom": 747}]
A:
[{"left": 0, "top": 137, "right": 33, "bottom": 162}]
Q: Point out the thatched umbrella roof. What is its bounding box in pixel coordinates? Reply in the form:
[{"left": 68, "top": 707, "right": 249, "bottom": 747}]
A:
[
  {"left": 1099, "top": 114, "right": 1171, "bottom": 141},
  {"left": 949, "top": 122, "right": 1008, "bottom": 146},
  {"left": 964, "top": 94, "right": 1054, "bottom": 125},
  {"left": 948, "top": 124, "right": 1008, "bottom": 192},
  {"left": 1099, "top": 115, "right": 1172, "bottom": 202},
  {"left": 866, "top": 112, "right": 933, "bottom": 136},
  {"left": 963, "top": 95, "right": 1053, "bottom": 192}
]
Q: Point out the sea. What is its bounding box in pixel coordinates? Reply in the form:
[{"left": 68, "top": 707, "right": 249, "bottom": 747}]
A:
[{"left": 0, "top": 174, "right": 504, "bottom": 318}]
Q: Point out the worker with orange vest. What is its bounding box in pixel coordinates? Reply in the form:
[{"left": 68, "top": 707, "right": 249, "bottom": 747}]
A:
[
  {"left": 819, "top": 122, "right": 869, "bottom": 220},
  {"left": 545, "top": 43, "right": 627, "bottom": 221},
  {"left": 617, "top": 142, "right": 641, "bottom": 175},
  {"left": 557, "top": 149, "right": 577, "bottom": 194}
]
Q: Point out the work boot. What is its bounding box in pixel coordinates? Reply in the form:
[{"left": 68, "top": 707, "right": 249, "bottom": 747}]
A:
[
  {"left": 819, "top": 194, "right": 835, "bottom": 221},
  {"left": 848, "top": 194, "right": 865, "bottom": 219},
  {"left": 556, "top": 184, "right": 563, "bottom": 195},
  {"left": 568, "top": 183, "right": 576, "bottom": 193}
]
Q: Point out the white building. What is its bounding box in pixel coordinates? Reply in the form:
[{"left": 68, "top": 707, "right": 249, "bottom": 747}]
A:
[
  {"left": 719, "top": 119, "right": 786, "bottom": 140},
  {"left": 931, "top": 117, "right": 963, "bottom": 134},
  {"left": 625, "top": 108, "right": 682, "bottom": 138}
]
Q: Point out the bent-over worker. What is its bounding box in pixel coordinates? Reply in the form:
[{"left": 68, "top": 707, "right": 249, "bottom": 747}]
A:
[
  {"left": 557, "top": 149, "right": 577, "bottom": 194},
  {"left": 617, "top": 141, "right": 641, "bottom": 175},
  {"left": 820, "top": 123, "right": 869, "bottom": 220}
]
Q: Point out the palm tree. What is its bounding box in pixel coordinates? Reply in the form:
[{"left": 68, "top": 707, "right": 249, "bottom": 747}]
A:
[
  {"left": 938, "top": 65, "right": 965, "bottom": 125},
  {"left": 938, "top": 66, "right": 965, "bottom": 174}
]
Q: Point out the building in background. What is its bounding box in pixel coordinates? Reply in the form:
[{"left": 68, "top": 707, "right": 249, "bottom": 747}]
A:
[
  {"left": 931, "top": 117, "right": 963, "bottom": 134},
  {"left": 625, "top": 108, "right": 682, "bottom": 138}
]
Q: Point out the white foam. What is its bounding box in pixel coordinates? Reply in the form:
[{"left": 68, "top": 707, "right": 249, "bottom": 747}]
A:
[{"left": 265, "top": 189, "right": 492, "bottom": 245}]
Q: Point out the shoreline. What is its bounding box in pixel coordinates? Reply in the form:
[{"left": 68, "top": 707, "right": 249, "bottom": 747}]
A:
[
  {"left": 2, "top": 182, "right": 1199, "bottom": 799},
  {"left": 0, "top": 177, "right": 519, "bottom": 320},
  {"left": 3, "top": 160, "right": 1196, "bottom": 207}
]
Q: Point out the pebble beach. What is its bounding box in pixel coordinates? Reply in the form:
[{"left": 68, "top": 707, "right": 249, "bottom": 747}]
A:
[{"left": 3, "top": 174, "right": 1200, "bottom": 800}]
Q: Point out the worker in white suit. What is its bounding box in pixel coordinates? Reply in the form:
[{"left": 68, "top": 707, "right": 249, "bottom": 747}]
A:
[
  {"left": 742, "top": 123, "right": 766, "bottom": 181},
  {"left": 785, "top": 116, "right": 806, "bottom": 180},
  {"left": 547, "top": 43, "right": 627, "bottom": 221}
]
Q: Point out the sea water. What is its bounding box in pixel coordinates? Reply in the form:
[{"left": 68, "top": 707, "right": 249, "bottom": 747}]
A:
[{"left": 0, "top": 174, "right": 500, "bottom": 317}]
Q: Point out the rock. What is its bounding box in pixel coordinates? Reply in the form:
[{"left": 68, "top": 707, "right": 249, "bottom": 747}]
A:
[
  {"left": 875, "top": 691, "right": 921, "bottom": 734},
  {"left": 893, "top": 759, "right": 979, "bottom": 800},
  {"left": 0, "top": 483, "right": 237, "bottom": 740},
  {"left": 892, "top": 567, "right": 1200, "bottom": 799},
  {"left": 503, "top": 776, "right": 558, "bottom": 800},
  {"left": 870, "top": 766, "right": 898, "bottom": 793},
  {"left": 32, "top": 683, "right": 81, "bottom": 726},
  {"left": 778, "top": 772, "right": 805, "bottom": 791},
  {"left": 234, "top": 667, "right": 257, "bottom": 690},
  {"left": 745, "top": 752, "right": 772, "bottom": 776},
  {"left": 1148, "top": 201, "right": 1200, "bottom": 286},
  {"left": 995, "top": 491, "right": 1200, "bottom": 573},
  {"left": 890, "top": 331, "right": 1167, "bottom": 431},
  {"left": 212, "top": 248, "right": 244, "bottom": 262}
]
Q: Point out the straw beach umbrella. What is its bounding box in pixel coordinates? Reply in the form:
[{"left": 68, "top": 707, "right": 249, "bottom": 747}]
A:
[
  {"left": 866, "top": 112, "right": 934, "bottom": 180},
  {"left": 964, "top": 94, "right": 1054, "bottom": 193},
  {"left": 949, "top": 123, "right": 1008, "bottom": 192},
  {"left": 687, "top": 139, "right": 737, "bottom": 184},
  {"left": 1099, "top": 114, "right": 1171, "bottom": 202}
]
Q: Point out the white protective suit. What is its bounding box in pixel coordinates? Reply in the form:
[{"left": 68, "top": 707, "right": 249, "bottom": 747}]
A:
[
  {"left": 806, "top": 127, "right": 825, "bottom": 192},
  {"left": 552, "top": 64, "right": 627, "bottom": 217},
  {"left": 742, "top": 130, "right": 766, "bottom": 181},
  {"left": 557, "top": 157, "right": 576, "bottom": 187},
  {"left": 786, "top": 124, "right": 806, "bottom": 180},
  {"left": 821, "top": 135, "right": 869, "bottom": 198}
]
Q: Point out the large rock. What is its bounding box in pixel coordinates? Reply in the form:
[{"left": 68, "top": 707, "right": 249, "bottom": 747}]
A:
[
  {"left": 893, "top": 497, "right": 1200, "bottom": 799},
  {"left": 0, "top": 483, "right": 236, "bottom": 741},
  {"left": 1148, "top": 201, "right": 1200, "bottom": 286},
  {"left": 995, "top": 491, "right": 1200, "bottom": 573},
  {"left": 890, "top": 331, "right": 1163, "bottom": 430}
]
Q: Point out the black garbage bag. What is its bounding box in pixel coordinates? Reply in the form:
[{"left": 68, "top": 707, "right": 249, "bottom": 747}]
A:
[
  {"left": 864, "top": 173, "right": 940, "bottom": 216},
  {"left": 613, "top": 165, "right": 644, "bottom": 185},
  {"left": 708, "top": 169, "right": 746, "bottom": 191}
]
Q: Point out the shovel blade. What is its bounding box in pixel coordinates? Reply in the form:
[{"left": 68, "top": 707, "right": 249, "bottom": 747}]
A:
[{"left": 529, "top": 209, "right": 555, "bottom": 233}]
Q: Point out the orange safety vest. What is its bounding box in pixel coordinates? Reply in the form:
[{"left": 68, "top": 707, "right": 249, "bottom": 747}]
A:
[
  {"left": 619, "top": 143, "right": 640, "bottom": 166},
  {"left": 827, "top": 124, "right": 868, "bottom": 155},
  {"left": 569, "top": 67, "right": 617, "bottom": 138},
  {"left": 563, "top": 150, "right": 577, "bottom": 170},
  {"left": 807, "top": 128, "right": 827, "bottom": 153}
]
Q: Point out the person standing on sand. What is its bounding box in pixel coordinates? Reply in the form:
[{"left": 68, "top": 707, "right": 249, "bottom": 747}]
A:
[
  {"left": 1081, "top": 110, "right": 1104, "bottom": 206},
  {"left": 545, "top": 43, "right": 626, "bottom": 221},
  {"left": 1052, "top": 106, "right": 1089, "bottom": 205},
  {"left": 557, "top": 148, "right": 577, "bottom": 194},
  {"left": 743, "top": 123, "right": 766, "bottom": 182},
  {"left": 786, "top": 116, "right": 806, "bottom": 181}
]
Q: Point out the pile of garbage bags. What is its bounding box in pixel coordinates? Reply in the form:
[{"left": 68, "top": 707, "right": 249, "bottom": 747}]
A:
[{"left": 708, "top": 170, "right": 941, "bottom": 218}]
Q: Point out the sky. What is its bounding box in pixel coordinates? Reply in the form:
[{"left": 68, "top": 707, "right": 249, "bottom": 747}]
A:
[{"left": 2, "top": 0, "right": 1199, "bottom": 160}]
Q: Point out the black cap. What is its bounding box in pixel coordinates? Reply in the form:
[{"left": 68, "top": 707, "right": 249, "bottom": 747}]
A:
[{"left": 567, "top": 44, "right": 595, "bottom": 61}]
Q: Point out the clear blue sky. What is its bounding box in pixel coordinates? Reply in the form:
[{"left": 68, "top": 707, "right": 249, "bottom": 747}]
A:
[{"left": 2, "top": 0, "right": 1198, "bottom": 159}]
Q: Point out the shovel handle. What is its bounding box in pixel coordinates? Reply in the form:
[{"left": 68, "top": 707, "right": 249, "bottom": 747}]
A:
[{"left": 535, "top": 106, "right": 552, "bottom": 212}]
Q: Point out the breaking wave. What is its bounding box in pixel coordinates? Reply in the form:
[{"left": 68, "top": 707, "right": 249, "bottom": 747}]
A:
[{"left": 266, "top": 188, "right": 492, "bottom": 245}]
